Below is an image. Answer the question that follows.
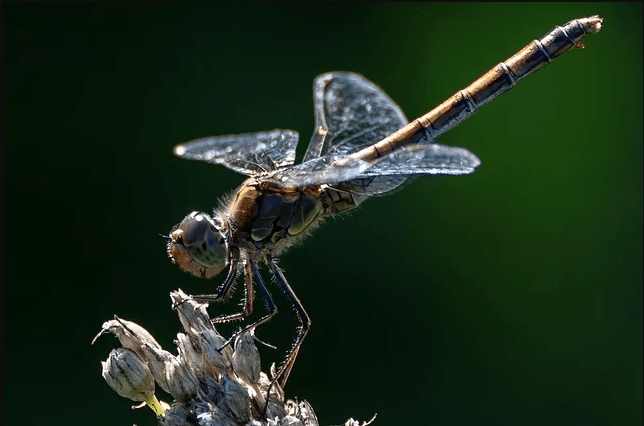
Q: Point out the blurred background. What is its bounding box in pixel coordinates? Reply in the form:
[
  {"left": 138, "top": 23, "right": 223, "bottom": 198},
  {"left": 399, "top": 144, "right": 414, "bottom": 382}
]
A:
[{"left": 4, "top": 3, "right": 642, "bottom": 425}]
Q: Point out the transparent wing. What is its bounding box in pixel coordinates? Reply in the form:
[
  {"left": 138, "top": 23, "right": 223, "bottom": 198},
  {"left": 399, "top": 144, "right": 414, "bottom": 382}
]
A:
[
  {"left": 345, "top": 144, "right": 480, "bottom": 195},
  {"left": 274, "top": 143, "right": 480, "bottom": 195},
  {"left": 272, "top": 154, "right": 370, "bottom": 187},
  {"left": 357, "top": 144, "right": 480, "bottom": 178},
  {"left": 173, "top": 129, "right": 299, "bottom": 176},
  {"left": 303, "top": 72, "right": 409, "bottom": 161}
]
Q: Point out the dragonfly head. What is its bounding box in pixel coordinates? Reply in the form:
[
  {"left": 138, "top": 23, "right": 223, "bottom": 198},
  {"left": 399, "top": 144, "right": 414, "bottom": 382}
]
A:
[{"left": 167, "top": 211, "right": 228, "bottom": 279}]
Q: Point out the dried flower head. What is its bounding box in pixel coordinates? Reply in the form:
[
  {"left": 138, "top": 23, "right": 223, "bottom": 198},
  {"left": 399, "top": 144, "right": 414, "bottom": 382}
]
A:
[{"left": 94, "top": 290, "right": 373, "bottom": 426}]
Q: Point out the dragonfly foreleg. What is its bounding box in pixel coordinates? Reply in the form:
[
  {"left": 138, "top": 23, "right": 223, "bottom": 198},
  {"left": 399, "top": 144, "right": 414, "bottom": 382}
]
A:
[{"left": 187, "top": 258, "right": 257, "bottom": 324}]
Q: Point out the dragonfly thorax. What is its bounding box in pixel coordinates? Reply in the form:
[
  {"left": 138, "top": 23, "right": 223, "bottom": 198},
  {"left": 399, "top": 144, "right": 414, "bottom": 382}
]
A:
[
  {"left": 229, "top": 180, "right": 324, "bottom": 252},
  {"left": 168, "top": 211, "right": 229, "bottom": 279}
]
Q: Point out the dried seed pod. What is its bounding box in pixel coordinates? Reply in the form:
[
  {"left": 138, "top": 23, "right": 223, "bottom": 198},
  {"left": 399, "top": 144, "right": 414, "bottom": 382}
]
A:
[
  {"left": 102, "top": 348, "right": 155, "bottom": 402},
  {"left": 233, "top": 331, "right": 261, "bottom": 385},
  {"left": 95, "top": 290, "right": 366, "bottom": 425},
  {"left": 165, "top": 354, "right": 199, "bottom": 403}
]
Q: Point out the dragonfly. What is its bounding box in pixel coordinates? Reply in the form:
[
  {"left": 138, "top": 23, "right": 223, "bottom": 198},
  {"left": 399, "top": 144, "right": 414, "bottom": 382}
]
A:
[{"left": 167, "top": 16, "right": 602, "bottom": 389}]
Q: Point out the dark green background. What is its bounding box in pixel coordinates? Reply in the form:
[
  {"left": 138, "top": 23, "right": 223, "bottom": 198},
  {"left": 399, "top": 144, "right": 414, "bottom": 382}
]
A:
[{"left": 4, "top": 3, "right": 642, "bottom": 425}]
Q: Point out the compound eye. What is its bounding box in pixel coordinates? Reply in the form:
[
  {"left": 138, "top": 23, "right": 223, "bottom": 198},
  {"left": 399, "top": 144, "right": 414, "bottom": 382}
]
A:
[{"left": 178, "top": 212, "right": 227, "bottom": 269}]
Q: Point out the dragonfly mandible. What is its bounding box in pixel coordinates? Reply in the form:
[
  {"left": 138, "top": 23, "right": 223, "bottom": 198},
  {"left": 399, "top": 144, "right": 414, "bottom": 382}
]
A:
[{"left": 167, "top": 16, "right": 602, "bottom": 389}]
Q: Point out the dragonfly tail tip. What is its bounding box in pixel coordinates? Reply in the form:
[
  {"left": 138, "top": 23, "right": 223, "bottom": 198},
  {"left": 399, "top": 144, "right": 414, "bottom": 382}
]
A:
[{"left": 583, "top": 15, "right": 603, "bottom": 34}]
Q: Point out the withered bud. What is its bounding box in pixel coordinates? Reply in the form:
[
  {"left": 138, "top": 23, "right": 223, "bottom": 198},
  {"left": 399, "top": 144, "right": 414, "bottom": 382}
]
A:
[
  {"left": 176, "top": 333, "right": 204, "bottom": 378},
  {"left": 93, "top": 316, "right": 161, "bottom": 356},
  {"left": 165, "top": 354, "right": 199, "bottom": 402},
  {"left": 233, "top": 330, "right": 261, "bottom": 385},
  {"left": 198, "top": 328, "right": 234, "bottom": 376},
  {"left": 101, "top": 348, "right": 155, "bottom": 402},
  {"left": 172, "top": 289, "right": 215, "bottom": 335},
  {"left": 220, "top": 375, "right": 252, "bottom": 424}
]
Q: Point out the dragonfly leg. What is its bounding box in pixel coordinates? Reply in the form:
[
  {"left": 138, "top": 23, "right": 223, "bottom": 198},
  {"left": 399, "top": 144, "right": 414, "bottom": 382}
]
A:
[
  {"left": 217, "top": 261, "right": 278, "bottom": 350},
  {"left": 187, "top": 258, "right": 258, "bottom": 324},
  {"left": 267, "top": 255, "right": 311, "bottom": 389},
  {"left": 190, "top": 258, "right": 240, "bottom": 301},
  {"left": 172, "top": 257, "right": 237, "bottom": 307}
]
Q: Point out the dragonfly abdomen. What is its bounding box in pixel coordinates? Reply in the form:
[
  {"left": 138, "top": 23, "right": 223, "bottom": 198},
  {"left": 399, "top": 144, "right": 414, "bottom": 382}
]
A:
[{"left": 348, "top": 16, "right": 603, "bottom": 163}]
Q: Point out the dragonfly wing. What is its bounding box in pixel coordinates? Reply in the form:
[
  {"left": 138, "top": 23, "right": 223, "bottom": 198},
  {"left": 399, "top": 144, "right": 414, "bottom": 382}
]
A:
[
  {"left": 272, "top": 154, "right": 371, "bottom": 187},
  {"left": 275, "top": 143, "right": 480, "bottom": 195},
  {"left": 303, "top": 72, "right": 408, "bottom": 162},
  {"left": 173, "top": 129, "right": 299, "bottom": 176},
  {"left": 358, "top": 143, "right": 480, "bottom": 177},
  {"left": 344, "top": 143, "right": 480, "bottom": 195}
]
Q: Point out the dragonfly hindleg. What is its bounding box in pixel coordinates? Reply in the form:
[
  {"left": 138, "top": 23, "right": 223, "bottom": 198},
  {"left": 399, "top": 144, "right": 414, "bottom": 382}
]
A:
[{"left": 267, "top": 255, "right": 311, "bottom": 388}]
